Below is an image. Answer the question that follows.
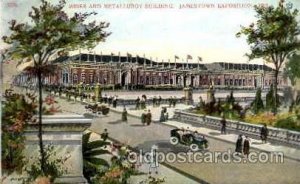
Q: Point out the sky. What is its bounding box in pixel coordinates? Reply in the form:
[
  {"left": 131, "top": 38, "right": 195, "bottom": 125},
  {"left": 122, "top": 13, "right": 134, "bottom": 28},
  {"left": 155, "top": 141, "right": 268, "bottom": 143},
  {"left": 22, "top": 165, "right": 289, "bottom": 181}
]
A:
[{"left": 1, "top": 0, "right": 300, "bottom": 65}]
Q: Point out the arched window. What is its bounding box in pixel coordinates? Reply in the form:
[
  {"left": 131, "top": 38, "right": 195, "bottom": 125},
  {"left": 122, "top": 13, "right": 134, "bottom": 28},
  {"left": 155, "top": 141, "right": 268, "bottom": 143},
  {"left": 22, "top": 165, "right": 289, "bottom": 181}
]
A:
[{"left": 73, "top": 74, "right": 78, "bottom": 84}]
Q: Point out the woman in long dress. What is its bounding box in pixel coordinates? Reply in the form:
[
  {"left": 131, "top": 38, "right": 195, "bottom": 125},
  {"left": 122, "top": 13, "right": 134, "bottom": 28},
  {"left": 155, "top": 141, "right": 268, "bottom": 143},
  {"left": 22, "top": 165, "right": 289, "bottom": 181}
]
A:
[
  {"left": 243, "top": 136, "right": 250, "bottom": 157},
  {"left": 235, "top": 134, "right": 243, "bottom": 154},
  {"left": 122, "top": 108, "right": 128, "bottom": 122}
]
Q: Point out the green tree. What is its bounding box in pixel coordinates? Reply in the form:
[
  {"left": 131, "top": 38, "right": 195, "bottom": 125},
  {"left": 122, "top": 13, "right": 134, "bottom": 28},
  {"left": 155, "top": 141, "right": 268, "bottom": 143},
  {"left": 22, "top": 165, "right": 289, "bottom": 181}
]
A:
[
  {"left": 226, "top": 90, "right": 235, "bottom": 105},
  {"left": 2, "top": 0, "right": 110, "bottom": 174},
  {"left": 266, "top": 84, "right": 281, "bottom": 112},
  {"left": 285, "top": 53, "right": 300, "bottom": 85},
  {"left": 251, "top": 88, "right": 264, "bottom": 114},
  {"left": 236, "top": 0, "right": 300, "bottom": 114}
]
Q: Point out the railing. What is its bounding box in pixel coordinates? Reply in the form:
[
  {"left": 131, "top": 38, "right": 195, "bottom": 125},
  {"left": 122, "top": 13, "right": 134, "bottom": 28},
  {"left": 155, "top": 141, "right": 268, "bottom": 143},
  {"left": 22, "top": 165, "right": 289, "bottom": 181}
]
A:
[
  {"left": 49, "top": 90, "right": 186, "bottom": 106},
  {"left": 117, "top": 98, "right": 186, "bottom": 106},
  {"left": 173, "top": 110, "right": 300, "bottom": 146}
]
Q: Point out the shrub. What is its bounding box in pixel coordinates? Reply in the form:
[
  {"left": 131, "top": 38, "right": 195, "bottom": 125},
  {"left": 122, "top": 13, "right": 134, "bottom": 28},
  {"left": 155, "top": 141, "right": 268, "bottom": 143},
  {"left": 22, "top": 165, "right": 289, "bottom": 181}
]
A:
[
  {"left": 275, "top": 116, "right": 300, "bottom": 131},
  {"left": 2, "top": 90, "right": 37, "bottom": 174}
]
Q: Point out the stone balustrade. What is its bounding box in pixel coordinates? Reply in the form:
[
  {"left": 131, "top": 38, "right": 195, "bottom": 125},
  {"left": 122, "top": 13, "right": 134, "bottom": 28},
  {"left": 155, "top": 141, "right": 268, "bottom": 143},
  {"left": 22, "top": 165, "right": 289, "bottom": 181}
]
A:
[{"left": 173, "top": 110, "right": 300, "bottom": 146}]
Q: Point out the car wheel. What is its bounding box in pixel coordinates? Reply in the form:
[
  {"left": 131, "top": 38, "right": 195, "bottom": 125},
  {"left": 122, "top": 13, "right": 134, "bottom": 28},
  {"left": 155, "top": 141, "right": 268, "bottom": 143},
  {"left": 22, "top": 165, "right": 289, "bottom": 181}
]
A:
[
  {"left": 190, "top": 144, "right": 199, "bottom": 152},
  {"left": 170, "top": 137, "right": 179, "bottom": 145}
]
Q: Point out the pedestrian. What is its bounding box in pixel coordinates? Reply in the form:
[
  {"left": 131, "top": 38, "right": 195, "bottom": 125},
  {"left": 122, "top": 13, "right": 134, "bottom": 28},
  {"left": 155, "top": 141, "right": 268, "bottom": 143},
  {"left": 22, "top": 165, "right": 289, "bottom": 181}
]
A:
[
  {"left": 104, "top": 94, "right": 108, "bottom": 103},
  {"left": 146, "top": 110, "right": 152, "bottom": 125},
  {"left": 148, "top": 145, "right": 159, "bottom": 175},
  {"left": 141, "top": 110, "right": 146, "bottom": 125},
  {"left": 159, "top": 108, "right": 165, "bottom": 122},
  {"left": 169, "top": 96, "right": 173, "bottom": 108},
  {"left": 173, "top": 96, "right": 177, "bottom": 107},
  {"left": 135, "top": 97, "right": 140, "bottom": 110},
  {"left": 153, "top": 96, "right": 157, "bottom": 107},
  {"left": 101, "top": 129, "right": 109, "bottom": 141},
  {"left": 164, "top": 112, "right": 169, "bottom": 121},
  {"left": 113, "top": 96, "right": 117, "bottom": 108},
  {"left": 220, "top": 116, "right": 227, "bottom": 134},
  {"left": 158, "top": 96, "right": 162, "bottom": 107},
  {"left": 260, "top": 124, "right": 269, "bottom": 143},
  {"left": 122, "top": 107, "right": 128, "bottom": 122},
  {"left": 243, "top": 136, "right": 250, "bottom": 158},
  {"left": 235, "top": 134, "right": 243, "bottom": 154}
]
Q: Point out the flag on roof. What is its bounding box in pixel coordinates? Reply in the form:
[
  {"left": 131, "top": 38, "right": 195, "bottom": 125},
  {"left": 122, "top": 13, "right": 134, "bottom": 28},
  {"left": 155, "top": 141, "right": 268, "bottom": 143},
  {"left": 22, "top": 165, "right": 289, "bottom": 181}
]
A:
[
  {"left": 175, "top": 55, "right": 179, "bottom": 59},
  {"left": 198, "top": 57, "right": 202, "bottom": 61},
  {"left": 187, "top": 55, "right": 192, "bottom": 60}
]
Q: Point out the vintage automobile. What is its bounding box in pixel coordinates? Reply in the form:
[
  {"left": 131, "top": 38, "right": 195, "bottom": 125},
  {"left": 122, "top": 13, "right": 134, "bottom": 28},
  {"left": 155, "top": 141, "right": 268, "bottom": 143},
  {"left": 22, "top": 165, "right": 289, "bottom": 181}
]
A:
[
  {"left": 85, "top": 104, "right": 110, "bottom": 115},
  {"left": 170, "top": 128, "right": 209, "bottom": 151}
]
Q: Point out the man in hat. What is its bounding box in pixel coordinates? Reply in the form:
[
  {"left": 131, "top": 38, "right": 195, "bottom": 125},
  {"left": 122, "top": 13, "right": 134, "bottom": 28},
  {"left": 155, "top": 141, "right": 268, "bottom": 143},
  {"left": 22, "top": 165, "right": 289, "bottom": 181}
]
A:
[
  {"left": 146, "top": 110, "right": 152, "bottom": 125},
  {"left": 260, "top": 124, "right": 269, "bottom": 143},
  {"left": 141, "top": 110, "right": 146, "bottom": 125}
]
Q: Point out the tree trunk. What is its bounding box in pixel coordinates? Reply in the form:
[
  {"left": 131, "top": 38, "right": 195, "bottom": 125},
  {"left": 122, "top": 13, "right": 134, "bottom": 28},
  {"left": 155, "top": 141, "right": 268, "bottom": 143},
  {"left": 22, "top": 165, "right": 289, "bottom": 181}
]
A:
[
  {"left": 274, "top": 69, "right": 279, "bottom": 114},
  {"left": 37, "top": 68, "right": 46, "bottom": 173}
]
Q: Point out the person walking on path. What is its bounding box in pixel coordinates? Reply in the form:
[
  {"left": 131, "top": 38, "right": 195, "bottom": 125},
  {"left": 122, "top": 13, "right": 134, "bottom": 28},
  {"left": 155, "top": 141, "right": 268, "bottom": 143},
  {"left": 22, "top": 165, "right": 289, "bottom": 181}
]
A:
[
  {"left": 165, "top": 112, "right": 169, "bottom": 121},
  {"left": 235, "top": 134, "right": 243, "bottom": 155},
  {"left": 172, "top": 96, "right": 177, "bottom": 107},
  {"left": 159, "top": 108, "right": 165, "bottom": 122},
  {"left": 169, "top": 96, "right": 173, "bottom": 108},
  {"left": 112, "top": 95, "right": 118, "bottom": 108},
  {"left": 260, "top": 124, "right": 269, "bottom": 143},
  {"left": 101, "top": 129, "right": 109, "bottom": 141},
  {"left": 158, "top": 96, "right": 162, "bottom": 107},
  {"left": 141, "top": 110, "right": 146, "bottom": 125},
  {"left": 220, "top": 116, "right": 227, "bottom": 134},
  {"left": 243, "top": 136, "right": 250, "bottom": 158},
  {"left": 135, "top": 97, "right": 140, "bottom": 110},
  {"left": 146, "top": 110, "right": 152, "bottom": 126},
  {"left": 122, "top": 107, "right": 128, "bottom": 122},
  {"left": 152, "top": 96, "right": 157, "bottom": 107},
  {"left": 148, "top": 145, "right": 159, "bottom": 175}
]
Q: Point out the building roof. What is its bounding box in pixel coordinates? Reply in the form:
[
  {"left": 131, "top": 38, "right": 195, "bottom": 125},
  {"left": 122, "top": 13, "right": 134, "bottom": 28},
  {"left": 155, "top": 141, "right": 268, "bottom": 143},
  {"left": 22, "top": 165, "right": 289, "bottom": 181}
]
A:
[{"left": 54, "top": 53, "right": 274, "bottom": 72}]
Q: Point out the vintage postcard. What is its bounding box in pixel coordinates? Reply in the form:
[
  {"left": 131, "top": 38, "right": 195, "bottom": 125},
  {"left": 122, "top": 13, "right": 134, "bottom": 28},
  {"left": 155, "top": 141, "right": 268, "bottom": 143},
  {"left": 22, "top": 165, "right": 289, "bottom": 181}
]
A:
[{"left": 1, "top": 0, "right": 300, "bottom": 183}]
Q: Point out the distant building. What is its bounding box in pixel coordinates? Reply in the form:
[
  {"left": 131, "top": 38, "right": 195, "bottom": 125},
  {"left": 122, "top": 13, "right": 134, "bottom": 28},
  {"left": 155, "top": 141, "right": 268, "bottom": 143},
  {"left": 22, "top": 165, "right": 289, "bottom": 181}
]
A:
[{"left": 14, "top": 53, "right": 288, "bottom": 90}]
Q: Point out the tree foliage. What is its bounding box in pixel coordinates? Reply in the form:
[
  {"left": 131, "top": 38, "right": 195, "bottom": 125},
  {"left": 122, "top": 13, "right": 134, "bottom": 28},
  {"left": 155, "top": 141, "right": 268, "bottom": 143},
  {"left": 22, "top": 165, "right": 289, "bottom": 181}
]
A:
[
  {"left": 236, "top": 0, "right": 300, "bottom": 113},
  {"left": 251, "top": 88, "right": 264, "bottom": 114},
  {"left": 285, "top": 53, "right": 300, "bottom": 85},
  {"left": 2, "top": 0, "right": 110, "bottom": 174},
  {"left": 266, "top": 84, "right": 281, "bottom": 112},
  {"left": 2, "top": 0, "right": 110, "bottom": 65},
  {"left": 2, "top": 90, "right": 37, "bottom": 174}
]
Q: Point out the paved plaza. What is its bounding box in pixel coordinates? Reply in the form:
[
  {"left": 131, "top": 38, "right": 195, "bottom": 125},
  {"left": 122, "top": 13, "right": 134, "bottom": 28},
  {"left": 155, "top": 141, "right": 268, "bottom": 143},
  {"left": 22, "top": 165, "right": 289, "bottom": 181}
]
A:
[{"left": 51, "top": 95, "right": 300, "bottom": 184}]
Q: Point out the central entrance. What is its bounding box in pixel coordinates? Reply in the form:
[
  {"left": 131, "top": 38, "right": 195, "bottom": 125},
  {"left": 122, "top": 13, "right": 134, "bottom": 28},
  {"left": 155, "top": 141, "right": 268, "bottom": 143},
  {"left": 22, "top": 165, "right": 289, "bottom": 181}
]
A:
[{"left": 121, "top": 72, "right": 127, "bottom": 87}]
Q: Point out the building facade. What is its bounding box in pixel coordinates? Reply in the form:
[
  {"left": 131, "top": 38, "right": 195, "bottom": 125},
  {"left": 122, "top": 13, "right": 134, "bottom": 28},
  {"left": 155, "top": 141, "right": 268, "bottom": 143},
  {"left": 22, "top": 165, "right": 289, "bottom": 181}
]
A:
[{"left": 15, "top": 53, "right": 288, "bottom": 90}]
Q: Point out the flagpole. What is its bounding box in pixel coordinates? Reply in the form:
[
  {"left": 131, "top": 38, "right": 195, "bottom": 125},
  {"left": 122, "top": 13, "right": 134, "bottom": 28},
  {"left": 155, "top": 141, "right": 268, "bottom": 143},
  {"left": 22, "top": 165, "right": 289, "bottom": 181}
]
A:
[
  {"left": 118, "top": 52, "right": 121, "bottom": 63},
  {"left": 79, "top": 48, "right": 81, "bottom": 63},
  {"left": 143, "top": 54, "right": 146, "bottom": 68},
  {"left": 100, "top": 51, "right": 102, "bottom": 63}
]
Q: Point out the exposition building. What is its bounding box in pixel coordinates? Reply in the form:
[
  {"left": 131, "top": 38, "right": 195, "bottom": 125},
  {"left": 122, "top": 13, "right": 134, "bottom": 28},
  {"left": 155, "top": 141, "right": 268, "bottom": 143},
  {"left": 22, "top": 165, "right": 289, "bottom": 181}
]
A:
[{"left": 14, "top": 53, "right": 288, "bottom": 90}]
